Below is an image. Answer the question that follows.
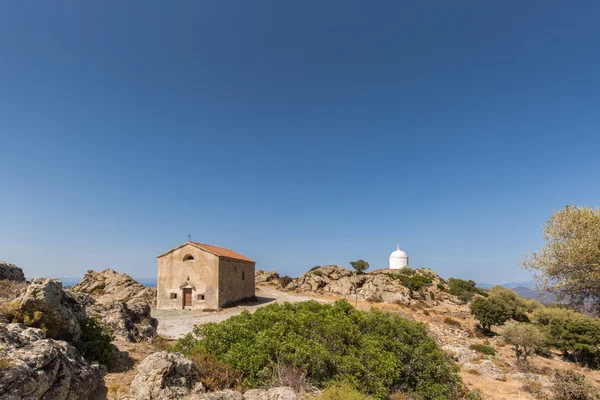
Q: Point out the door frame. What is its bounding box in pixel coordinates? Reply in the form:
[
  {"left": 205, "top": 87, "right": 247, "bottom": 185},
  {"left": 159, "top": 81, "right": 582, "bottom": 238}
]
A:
[{"left": 182, "top": 288, "right": 193, "bottom": 309}]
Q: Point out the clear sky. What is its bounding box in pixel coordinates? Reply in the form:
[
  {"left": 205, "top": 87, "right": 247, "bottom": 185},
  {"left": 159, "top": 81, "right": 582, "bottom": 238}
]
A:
[{"left": 1, "top": 1, "right": 599, "bottom": 283}]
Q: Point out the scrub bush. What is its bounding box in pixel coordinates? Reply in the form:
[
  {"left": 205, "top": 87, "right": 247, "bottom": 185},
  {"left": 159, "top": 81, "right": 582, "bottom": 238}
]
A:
[
  {"left": 469, "top": 344, "right": 496, "bottom": 356},
  {"left": 172, "top": 300, "right": 469, "bottom": 399}
]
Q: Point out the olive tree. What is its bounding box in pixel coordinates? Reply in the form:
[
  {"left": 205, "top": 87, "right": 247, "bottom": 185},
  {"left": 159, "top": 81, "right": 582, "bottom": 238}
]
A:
[
  {"left": 523, "top": 206, "right": 600, "bottom": 312},
  {"left": 502, "top": 321, "right": 547, "bottom": 363},
  {"left": 350, "top": 259, "right": 369, "bottom": 275},
  {"left": 469, "top": 296, "right": 510, "bottom": 333}
]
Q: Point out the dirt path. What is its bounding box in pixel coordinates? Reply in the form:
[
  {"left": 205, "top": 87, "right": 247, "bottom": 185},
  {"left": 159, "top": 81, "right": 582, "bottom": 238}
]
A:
[{"left": 151, "top": 285, "right": 330, "bottom": 339}]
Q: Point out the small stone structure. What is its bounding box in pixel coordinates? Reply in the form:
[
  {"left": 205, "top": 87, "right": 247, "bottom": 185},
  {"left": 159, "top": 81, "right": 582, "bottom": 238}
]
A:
[{"left": 156, "top": 241, "right": 255, "bottom": 310}]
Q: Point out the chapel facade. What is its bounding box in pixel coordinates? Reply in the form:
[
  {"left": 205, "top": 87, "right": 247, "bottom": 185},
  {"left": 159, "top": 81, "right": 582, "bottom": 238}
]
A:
[{"left": 156, "top": 241, "right": 255, "bottom": 310}]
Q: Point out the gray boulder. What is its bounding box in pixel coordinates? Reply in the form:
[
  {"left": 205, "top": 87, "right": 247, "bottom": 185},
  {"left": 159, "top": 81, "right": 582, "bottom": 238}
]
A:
[
  {"left": 18, "top": 278, "right": 86, "bottom": 342},
  {"left": 243, "top": 387, "right": 298, "bottom": 400},
  {"left": 72, "top": 269, "right": 156, "bottom": 308},
  {"left": 188, "top": 390, "right": 244, "bottom": 400},
  {"left": 0, "top": 322, "right": 104, "bottom": 400},
  {"left": 130, "top": 351, "right": 205, "bottom": 400},
  {"left": 0, "top": 261, "right": 26, "bottom": 282},
  {"left": 70, "top": 269, "right": 158, "bottom": 342},
  {"left": 255, "top": 270, "right": 280, "bottom": 284}
]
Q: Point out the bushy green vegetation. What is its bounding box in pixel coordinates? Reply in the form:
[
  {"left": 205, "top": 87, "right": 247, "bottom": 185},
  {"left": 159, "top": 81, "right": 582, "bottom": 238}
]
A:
[
  {"left": 469, "top": 296, "right": 510, "bottom": 332},
  {"left": 469, "top": 344, "right": 496, "bottom": 356},
  {"left": 406, "top": 275, "right": 433, "bottom": 291},
  {"left": 447, "top": 278, "right": 487, "bottom": 302},
  {"left": 385, "top": 273, "right": 433, "bottom": 292},
  {"left": 398, "top": 266, "right": 415, "bottom": 276},
  {"left": 75, "top": 314, "right": 118, "bottom": 369},
  {"left": 550, "top": 370, "right": 600, "bottom": 400},
  {"left": 318, "top": 383, "right": 372, "bottom": 400},
  {"left": 502, "top": 321, "right": 547, "bottom": 363},
  {"left": 279, "top": 275, "right": 293, "bottom": 288},
  {"left": 172, "top": 300, "right": 472, "bottom": 399},
  {"left": 523, "top": 205, "right": 600, "bottom": 313},
  {"left": 350, "top": 259, "right": 370, "bottom": 274},
  {"left": 488, "top": 286, "right": 541, "bottom": 322},
  {"left": 532, "top": 307, "right": 600, "bottom": 368}
]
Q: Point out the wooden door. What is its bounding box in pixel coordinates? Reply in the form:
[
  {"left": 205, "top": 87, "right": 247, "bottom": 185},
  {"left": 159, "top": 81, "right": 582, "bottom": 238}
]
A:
[{"left": 183, "top": 288, "right": 192, "bottom": 308}]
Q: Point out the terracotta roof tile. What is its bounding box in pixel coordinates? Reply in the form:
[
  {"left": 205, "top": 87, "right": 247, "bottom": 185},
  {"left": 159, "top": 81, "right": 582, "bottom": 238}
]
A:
[{"left": 191, "top": 242, "right": 254, "bottom": 263}]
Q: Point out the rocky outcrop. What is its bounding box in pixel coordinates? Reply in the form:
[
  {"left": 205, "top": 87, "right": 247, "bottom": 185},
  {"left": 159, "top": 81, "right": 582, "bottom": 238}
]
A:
[
  {"left": 72, "top": 269, "right": 156, "bottom": 308},
  {"left": 0, "top": 261, "right": 26, "bottom": 282},
  {"left": 0, "top": 322, "right": 104, "bottom": 400},
  {"left": 443, "top": 345, "right": 506, "bottom": 381},
  {"left": 286, "top": 266, "right": 413, "bottom": 303},
  {"left": 255, "top": 270, "right": 280, "bottom": 284},
  {"left": 130, "top": 351, "right": 205, "bottom": 399},
  {"left": 71, "top": 269, "right": 158, "bottom": 342},
  {"left": 131, "top": 352, "right": 301, "bottom": 400},
  {"left": 18, "top": 278, "right": 87, "bottom": 342}
]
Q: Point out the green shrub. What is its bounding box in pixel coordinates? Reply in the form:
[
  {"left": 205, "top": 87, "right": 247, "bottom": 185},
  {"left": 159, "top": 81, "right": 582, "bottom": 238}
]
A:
[
  {"left": 459, "top": 292, "right": 475, "bottom": 303},
  {"left": 533, "top": 307, "right": 600, "bottom": 368},
  {"left": 75, "top": 314, "right": 117, "bottom": 369},
  {"left": 398, "top": 266, "right": 415, "bottom": 276},
  {"left": 279, "top": 275, "right": 293, "bottom": 288},
  {"left": 309, "top": 266, "right": 322, "bottom": 272},
  {"left": 187, "top": 351, "right": 244, "bottom": 392},
  {"left": 550, "top": 370, "right": 600, "bottom": 400},
  {"left": 350, "top": 260, "right": 369, "bottom": 275},
  {"left": 318, "top": 383, "right": 372, "bottom": 400},
  {"left": 407, "top": 275, "right": 433, "bottom": 291},
  {"left": 444, "top": 317, "right": 461, "bottom": 327},
  {"left": 470, "top": 296, "right": 510, "bottom": 332},
  {"left": 502, "top": 321, "right": 547, "bottom": 363},
  {"left": 172, "top": 300, "right": 469, "bottom": 399},
  {"left": 437, "top": 283, "right": 445, "bottom": 291},
  {"left": 487, "top": 286, "right": 541, "bottom": 322},
  {"left": 469, "top": 344, "right": 496, "bottom": 356},
  {"left": 447, "top": 278, "right": 487, "bottom": 299}
]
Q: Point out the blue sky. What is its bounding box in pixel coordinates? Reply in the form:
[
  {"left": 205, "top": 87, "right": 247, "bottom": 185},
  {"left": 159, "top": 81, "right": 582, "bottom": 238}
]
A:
[{"left": 1, "top": 1, "right": 599, "bottom": 283}]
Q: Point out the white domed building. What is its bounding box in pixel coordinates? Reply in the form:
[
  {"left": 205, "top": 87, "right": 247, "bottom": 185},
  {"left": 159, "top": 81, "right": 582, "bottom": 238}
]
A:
[{"left": 389, "top": 245, "right": 409, "bottom": 269}]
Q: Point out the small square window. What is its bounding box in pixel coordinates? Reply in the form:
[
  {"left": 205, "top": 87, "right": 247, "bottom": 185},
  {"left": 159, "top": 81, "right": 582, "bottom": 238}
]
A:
[
  {"left": 170, "top": 293, "right": 177, "bottom": 299},
  {"left": 197, "top": 294, "right": 205, "bottom": 301}
]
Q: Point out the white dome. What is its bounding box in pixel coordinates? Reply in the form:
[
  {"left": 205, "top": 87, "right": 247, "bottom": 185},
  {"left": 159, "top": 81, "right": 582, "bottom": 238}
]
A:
[{"left": 389, "top": 245, "right": 409, "bottom": 269}]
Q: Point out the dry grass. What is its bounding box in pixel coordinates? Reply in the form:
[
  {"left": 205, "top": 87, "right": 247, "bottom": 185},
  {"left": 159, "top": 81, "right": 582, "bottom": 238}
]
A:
[
  {"left": 188, "top": 352, "right": 244, "bottom": 392},
  {"left": 443, "top": 316, "right": 461, "bottom": 327}
]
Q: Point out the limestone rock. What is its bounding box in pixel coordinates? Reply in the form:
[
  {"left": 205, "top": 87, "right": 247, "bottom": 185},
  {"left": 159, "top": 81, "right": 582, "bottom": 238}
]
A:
[
  {"left": 243, "top": 387, "right": 298, "bottom": 400},
  {"left": 463, "top": 360, "right": 506, "bottom": 381},
  {"left": 287, "top": 266, "right": 412, "bottom": 304},
  {"left": 18, "top": 278, "right": 86, "bottom": 342},
  {"left": 188, "top": 390, "right": 245, "bottom": 400},
  {"left": 0, "top": 322, "right": 104, "bottom": 400},
  {"left": 72, "top": 269, "right": 156, "bottom": 308},
  {"left": 255, "top": 270, "right": 280, "bottom": 284},
  {"left": 0, "top": 261, "right": 26, "bottom": 282},
  {"left": 130, "top": 351, "right": 205, "bottom": 400},
  {"left": 71, "top": 269, "right": 158, "bottom": 342}
]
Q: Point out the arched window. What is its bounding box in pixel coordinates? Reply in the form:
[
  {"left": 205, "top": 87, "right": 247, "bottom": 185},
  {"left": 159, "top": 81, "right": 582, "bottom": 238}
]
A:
[{"left": 183, "top": 254, "right": 194, "bottom": 261}]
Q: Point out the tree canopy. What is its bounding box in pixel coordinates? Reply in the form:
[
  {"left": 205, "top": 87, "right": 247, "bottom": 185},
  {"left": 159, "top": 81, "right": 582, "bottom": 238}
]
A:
[
  {"left": 350, "top": 259, "right": 370, "bottom": 274},
  {"left": 522, "top": 205, "right": 600, "bottom": 312}
]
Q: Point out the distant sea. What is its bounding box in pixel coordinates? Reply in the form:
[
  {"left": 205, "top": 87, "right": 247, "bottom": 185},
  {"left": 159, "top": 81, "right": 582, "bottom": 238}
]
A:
[{"left": 29, "top": 277, "right": 157, "bottom": 288}]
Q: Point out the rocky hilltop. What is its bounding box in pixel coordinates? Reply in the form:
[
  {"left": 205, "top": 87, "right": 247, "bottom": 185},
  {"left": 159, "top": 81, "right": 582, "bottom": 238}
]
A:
[
  {"left": 283, "top": 265, "right": 450, "bottom": 305},
  {"left": 72, "top": 269, "right": 156, "bottom": 307},
  {"left": 71, "top": 269, "right": 158, "bottom": 342},
  {"left": 0, "top": 261, "right": 26, "bottom": 282}
]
